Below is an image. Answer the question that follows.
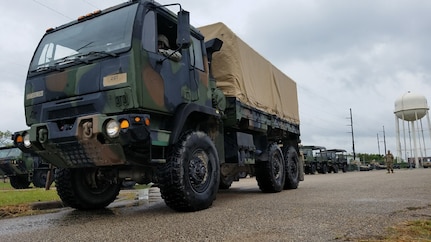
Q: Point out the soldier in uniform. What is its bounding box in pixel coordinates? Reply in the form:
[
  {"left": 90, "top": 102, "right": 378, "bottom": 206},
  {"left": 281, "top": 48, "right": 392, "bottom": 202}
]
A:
[
  {"left": 385, "top": 150, "right": 394, "bottom": 173},
  {"left": 158, "top": 34, "right": 182, "bottom": 62}
]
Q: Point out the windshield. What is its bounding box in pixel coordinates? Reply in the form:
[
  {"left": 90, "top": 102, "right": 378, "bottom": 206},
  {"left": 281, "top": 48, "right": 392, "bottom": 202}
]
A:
[
  {"left": 30, "top": 4, "right": 138, "bottom": 72},
  {"left": 0, "top": 148, "right": 21, "bottom": 158}
]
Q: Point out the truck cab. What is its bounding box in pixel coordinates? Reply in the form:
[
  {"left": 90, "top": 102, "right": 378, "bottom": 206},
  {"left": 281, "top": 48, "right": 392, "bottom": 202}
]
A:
[{"left": 326, "top": 149, "right": 348, "bottom": 173}]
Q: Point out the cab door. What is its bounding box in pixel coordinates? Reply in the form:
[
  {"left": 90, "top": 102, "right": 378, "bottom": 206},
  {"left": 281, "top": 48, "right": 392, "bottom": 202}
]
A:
[{"left": 186, "top": 35, "right": 210, "bottom": 104}]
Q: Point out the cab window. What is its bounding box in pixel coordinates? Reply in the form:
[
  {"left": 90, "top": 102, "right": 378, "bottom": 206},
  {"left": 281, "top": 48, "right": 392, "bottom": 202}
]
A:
[{"left": 189, "top": 35, "right": 204, "bottom": 70}]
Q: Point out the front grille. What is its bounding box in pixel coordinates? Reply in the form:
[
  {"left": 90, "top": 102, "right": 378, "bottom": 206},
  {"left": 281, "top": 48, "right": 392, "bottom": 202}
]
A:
[{"left": 48, "top": 104, "right": 95, "bottom": 120}]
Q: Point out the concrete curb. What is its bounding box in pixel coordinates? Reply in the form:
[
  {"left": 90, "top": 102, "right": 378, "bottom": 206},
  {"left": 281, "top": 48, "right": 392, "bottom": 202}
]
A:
[{"left": 30, "top": 201, "right": 64, "bottom": 210}]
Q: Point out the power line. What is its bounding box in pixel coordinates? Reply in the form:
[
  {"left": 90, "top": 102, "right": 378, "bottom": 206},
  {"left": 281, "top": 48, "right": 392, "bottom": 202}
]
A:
[{"left": 32, "top": 0, "right": 73, "bottom": 20}]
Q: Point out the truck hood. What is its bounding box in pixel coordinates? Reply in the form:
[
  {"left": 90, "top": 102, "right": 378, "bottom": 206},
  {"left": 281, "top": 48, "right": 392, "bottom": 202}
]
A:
[
  {"left": 25, "top": 63, "right": 101, "bottom": 106},
  {"left": 24, "top": 55, "right": 129, "bottom": 107}
]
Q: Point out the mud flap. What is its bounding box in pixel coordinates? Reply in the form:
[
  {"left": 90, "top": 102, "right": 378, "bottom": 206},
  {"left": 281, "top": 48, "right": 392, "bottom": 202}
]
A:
[{"left": 299, "top": 154, "right": 305, "bottom": 181}]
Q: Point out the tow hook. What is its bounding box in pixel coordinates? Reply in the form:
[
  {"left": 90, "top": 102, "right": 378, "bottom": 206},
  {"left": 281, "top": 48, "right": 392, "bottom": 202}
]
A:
[{"left": 83, "top": 121, "right": 93, "bottom": 138}]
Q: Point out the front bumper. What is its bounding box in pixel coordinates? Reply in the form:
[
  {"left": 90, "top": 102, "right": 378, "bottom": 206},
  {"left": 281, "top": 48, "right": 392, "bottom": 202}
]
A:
[
  {"left": 15, "top": 113, "right": 150, "bottom": 168},
  {"left": 0, "top": 159, "right": 28, "bottom": 176}
]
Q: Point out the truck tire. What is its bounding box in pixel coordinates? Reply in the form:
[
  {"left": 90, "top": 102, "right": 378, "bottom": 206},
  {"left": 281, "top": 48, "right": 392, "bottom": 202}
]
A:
[
  {"left": 256, "top": 143, "right": 285, "bottom": 193},
  {"left": 342, "top": 163, "right": 348, "bottom": 172},
  {"left": 55, "top": 168, "right": 121, "bottom": 210},
  {"left": 9, "top": 175, "right": 31, "bottom": 189},
  {"left": 311, "top": 164, "right": 317, "bottom": 174},
  {"left": 321, "top": 164, "right": 328, "bottom": 174},
  {"left": 158, "top": 131, "right": 220, "bottom": 212},
  {"left": 32, "top": 169, "right": 48, "bottom": 188},
  {"left": 333, "top": 164, "right": 339, "bottom": 173},
  {"left": 283, "top": 146, "right": 299, "bottom": 189},
  {"left": 304, "top": 166, "right": 309, "bottom": 175}
]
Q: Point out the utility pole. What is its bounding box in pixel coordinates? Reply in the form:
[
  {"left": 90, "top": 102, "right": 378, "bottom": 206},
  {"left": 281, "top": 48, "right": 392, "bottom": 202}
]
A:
[
  {"left": 348, "top": 108, "right": 356, "bottom": 161},
  {"left": 377, "top": 133, "right": 381, "bottom": 156},
  {"left": 383, "top": 125, "right": 387, "bottom": 155}
]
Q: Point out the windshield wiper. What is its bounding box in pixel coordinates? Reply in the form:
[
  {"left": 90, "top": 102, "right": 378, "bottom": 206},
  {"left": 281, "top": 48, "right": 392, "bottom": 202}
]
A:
[
  {"left": 31, "top": 65, "right": 62, "bottom": 73},
  {"left": 30, "top": 51, "right": 117, "bottom": 74},
  {"left": 82, "top": 51, "right": 118, "bottom": 58},
  {"left": 30, "top": 56, "right": 86, "bottom": 74}
]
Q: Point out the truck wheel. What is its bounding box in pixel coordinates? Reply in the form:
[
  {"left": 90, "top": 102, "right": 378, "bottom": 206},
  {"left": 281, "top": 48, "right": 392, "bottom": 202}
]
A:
[
  {"left": 256, "top": 143, "right": 285, "bottom": 193},
  {"left": 55, "top": 168, "right": 121, "bottom": 210},
  {"left": 333, "top": 164, "right": 339, "bottom": 173},
  {"left": 311, "top": 164, "right": 317, "bottom": 174},
  {"left": 158, "top": 131, "right": 220, "bottom": 212},
  {"left": 342, "top": 164, "right": 348, "bottom": 172},
  {"left": 321, "top": 164, "right": 328, "bottom": 174},
  {"left": 283, "top": 146, "right": 299, "bottom": 189},
  {"left": 32, "top": 169, "right": 48, "bottom": 188},
  {"left": 9, "top": 175, "right": 31, "bottom": 189}
]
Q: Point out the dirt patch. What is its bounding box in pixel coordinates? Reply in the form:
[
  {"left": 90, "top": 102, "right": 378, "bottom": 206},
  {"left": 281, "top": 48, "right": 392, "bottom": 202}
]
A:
[{"left": 0, "top": 204, "right": 32, "bottom": 219}]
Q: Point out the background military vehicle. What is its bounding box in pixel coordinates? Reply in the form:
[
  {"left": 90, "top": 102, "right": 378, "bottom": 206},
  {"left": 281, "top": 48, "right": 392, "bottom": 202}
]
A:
[
  {"left": 301, "top": 145, "right": 330, "bottom": 174},
  {"left": 326, "top": 149, "right": 348, "bottom": 173},
  {"left": 14, "top": 0, "right": 301, "bottom": 212},
  {"left": 301, "top": 146, "right": 350, "bottom": 174},
  {"left": 0, "top": 146, "right": 50, "bottom": 189}
]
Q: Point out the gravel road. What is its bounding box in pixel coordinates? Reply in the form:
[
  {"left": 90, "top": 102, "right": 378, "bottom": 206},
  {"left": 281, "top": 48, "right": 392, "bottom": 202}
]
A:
[{"left": 0, "top": 169, "right": 430, "bottom": 241}]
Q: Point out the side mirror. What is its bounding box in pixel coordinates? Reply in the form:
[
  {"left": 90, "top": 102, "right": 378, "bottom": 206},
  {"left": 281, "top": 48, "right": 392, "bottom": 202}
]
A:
[{"left": 177, "top": 10, "right": 191, "bottom": 49}]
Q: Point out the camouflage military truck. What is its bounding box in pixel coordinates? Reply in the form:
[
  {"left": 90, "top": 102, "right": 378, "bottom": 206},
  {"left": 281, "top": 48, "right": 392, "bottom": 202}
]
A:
[
  {"left": 301, "top": 145, "right": 330, "bottom": 174},
  {"left": 326, "top": 149, "right": 348, "bottom": 173},
  {"left": 0, "top": 146, "right": 50, "bottom": 189},
  {"left": 14, "top": 0, "right": 301, "bottom": 212}
]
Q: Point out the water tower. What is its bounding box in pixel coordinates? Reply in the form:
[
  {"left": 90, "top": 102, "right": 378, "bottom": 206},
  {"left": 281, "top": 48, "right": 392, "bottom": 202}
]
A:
[{"left": 394, "top": 92, "right": 430, "bottom": 168}]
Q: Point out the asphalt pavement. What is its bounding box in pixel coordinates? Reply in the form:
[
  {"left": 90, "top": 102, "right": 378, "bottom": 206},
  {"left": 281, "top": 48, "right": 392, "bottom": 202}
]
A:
[{"left": 0, "top": 168, "right": 430, "bottom": 241}]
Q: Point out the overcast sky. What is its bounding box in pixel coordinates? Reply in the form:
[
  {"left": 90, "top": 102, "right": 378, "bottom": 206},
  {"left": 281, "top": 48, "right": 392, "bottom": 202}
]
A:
[{"left": 1, "top": 0, "right": 431, "bottom": 157}]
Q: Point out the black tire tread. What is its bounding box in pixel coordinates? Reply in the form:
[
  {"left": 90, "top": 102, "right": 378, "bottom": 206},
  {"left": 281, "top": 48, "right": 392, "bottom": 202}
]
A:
[
  {"left": 256, "top": 143, "right": 285, "bottom": 193},
  {"left": 157, "top": 131, "right": 219, "bottom": 212},
  {"left": 284, "top": 146, "right": 299, "bottom": 189},
  {"left": 9, "top": 175, "right": 30, "bottom": 189},
  {"left": 55, "top": 168, "right": 121, "bottom": 210}
]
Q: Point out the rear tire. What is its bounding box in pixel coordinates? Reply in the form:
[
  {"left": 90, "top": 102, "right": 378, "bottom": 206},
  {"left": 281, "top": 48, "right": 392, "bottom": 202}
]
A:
[
  {"left": 342, "top": 163, "right": 348, "bottom": 172},
  {"left": 256, "top": 143, "right": 285, "bottom": 193},
  {"left": 321, "top": 164, "right": 328, "bottom": 174},
  {"left": 310, "top": 164, "right": 317, "bottom": 174},
  {"left": 55, "top": 168, "right": 121, "bottom": 210},
  {"left": 333, "top": 164, "right": 339, "bottom": 173},
  {"left": 32, "top": 169, "right": 48, "bottom": 188},
  {"left": 283, "top": 146, "right": 299, "bottom": 189},
  {"left": 158, "top": 131, "right": 220, "bottom": 212},
  {"left": 10, "top": 175, "right": 30, "bottom": 189}
]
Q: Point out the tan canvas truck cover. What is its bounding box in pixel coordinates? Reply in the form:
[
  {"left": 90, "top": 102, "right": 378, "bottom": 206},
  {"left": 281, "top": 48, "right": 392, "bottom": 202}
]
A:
[{"left": 198, "top": 22, "right": 300, "bottom": 125}]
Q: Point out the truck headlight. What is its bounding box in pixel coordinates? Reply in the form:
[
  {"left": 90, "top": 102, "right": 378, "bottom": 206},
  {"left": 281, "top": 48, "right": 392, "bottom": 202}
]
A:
[
  {"left": 106, "top": 119, "right": 120, "bottom": 138},
  {"left": 23, "top": 133, "right": 31, "bottom": 148}
]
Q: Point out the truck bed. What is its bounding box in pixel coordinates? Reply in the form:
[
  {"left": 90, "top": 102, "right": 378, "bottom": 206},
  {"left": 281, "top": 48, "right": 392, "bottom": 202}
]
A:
[
  {"left": 224, "top": 97, "right": 300, "bottom": 135},
  {"left": 198, "top": 22, "right": 300, "bottom": 126}
]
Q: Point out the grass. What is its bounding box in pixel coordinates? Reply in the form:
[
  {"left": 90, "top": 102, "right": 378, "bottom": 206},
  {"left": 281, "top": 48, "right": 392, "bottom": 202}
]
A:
[
  {"left": 382, "top": 219, "right": 431, "bottom": 241},
  {"left": 0, "top": 188, "right": 60, "bottom": 206},
  {"left": 0, "top": 181, "right": 60, "bottom": 207},
  {"left": 0, "top": 179, "right": 61, "bottom": 218}
]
